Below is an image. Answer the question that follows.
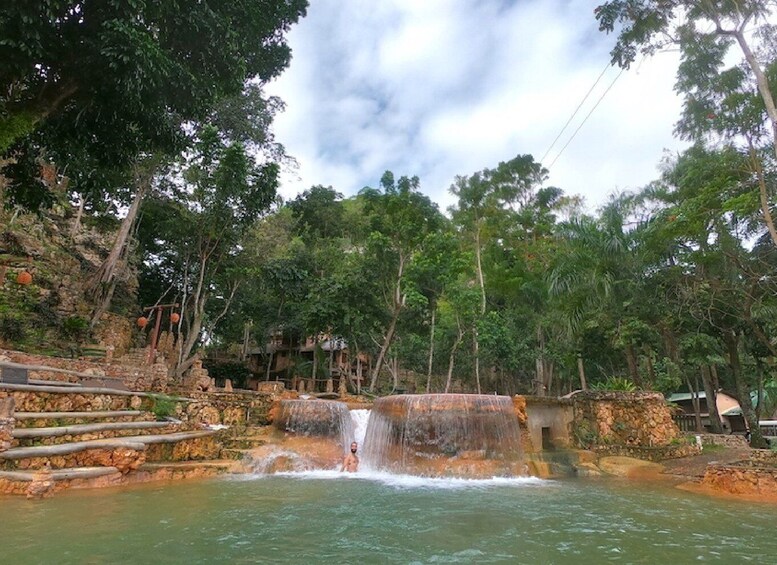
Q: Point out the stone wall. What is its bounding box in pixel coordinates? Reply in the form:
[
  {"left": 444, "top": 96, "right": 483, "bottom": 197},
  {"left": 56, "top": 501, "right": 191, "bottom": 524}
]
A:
[
  {"left": 0, "top": 348, "right": 168, "bottom": 392},
  {"left": 0, "top": 397, "right": 14, "bottom": 452},
  {"left": 92, "top": 313, "right": 135, "bottom": 358},
  {"left": 182, "top": 391, "right": 274, "bottom": 427},
  {"left": 702, "top": 462, "right": 777, "bottom": 497},
  {"left": 694, "top": 433, "right": 749, "bottom": 449},
  {"left": 0, "top": 388, "right": 146, "bottom": 413},
  {"left": 571, "top": 391, "right": 679, "bottom": 449},
  {"left": 593, "top": 443, "right": 700, "bottom": 462}
]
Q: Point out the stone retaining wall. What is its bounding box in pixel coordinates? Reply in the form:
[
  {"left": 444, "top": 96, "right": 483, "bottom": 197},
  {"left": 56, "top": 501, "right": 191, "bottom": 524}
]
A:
[
  {"left": 702, "top": 462, "right": 777, "bottom": 496},
  {"left": 693, "top": 433, "right": 749, "bottom": 449},
  {"left": 593, "top": 443, "right": 701, "bottom": 462},
  {"left": 0, "top": 389, "right": 145, "bottom": 413},
  {"left": 182, "top": 391, "right": 274, "bottom": 427},
  {"left": 571, "top": 391, "right": 679, "bottom": 448},
  {"left": 749, "top": 449, "right": 777, "bottom": 466},
  {"left": 0, "top": 349, "right": 169, "bottom": 392}
]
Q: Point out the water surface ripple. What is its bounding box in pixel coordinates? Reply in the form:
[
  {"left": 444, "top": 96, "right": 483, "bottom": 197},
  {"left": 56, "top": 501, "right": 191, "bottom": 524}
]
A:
[{"left": 1, "top": 475, "right": 776, "bottom": 564}]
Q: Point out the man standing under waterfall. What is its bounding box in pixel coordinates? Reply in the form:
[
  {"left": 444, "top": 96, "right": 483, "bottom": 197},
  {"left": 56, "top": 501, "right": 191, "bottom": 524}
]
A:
[{"left": 341, "top": 442, "right": 359, "bottom": 472}]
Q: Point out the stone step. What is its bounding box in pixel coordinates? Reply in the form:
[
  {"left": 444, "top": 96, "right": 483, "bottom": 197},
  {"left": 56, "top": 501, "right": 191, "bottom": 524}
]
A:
[
  {"left": 138, "top": 430, "right": 222, "bottom": 463},
  {"left": 0, "top": 466, "right": 121, "bottom": 482},
  {"left": 13, "top": 421, "right": 181, "bottom": 446},
  {"left": 223, "top": 436, "right": 267, "bottom": 450},
  {"left": 1, "top": 383, "right": 192, "bottom": 412},
  {"left": 14, "top": 410, "right": 153, "bottom": 428},
  {"left": 139, "top": 460, "right": 236, "bottom": 472},
  {"left": 221, "top": 447, "right": 253, "bottom": 460},
  {"left": 0, "top": 430, "right": 216, "bottom": 470}
]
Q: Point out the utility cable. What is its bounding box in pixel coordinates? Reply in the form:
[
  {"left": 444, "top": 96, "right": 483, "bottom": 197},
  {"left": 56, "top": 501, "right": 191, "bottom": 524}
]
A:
[
  {"left": 547, "top": 66, "right": 626, "bottom": 170},
  {"left": 540, "top": 61, "right": 611, "bottom": 165}
]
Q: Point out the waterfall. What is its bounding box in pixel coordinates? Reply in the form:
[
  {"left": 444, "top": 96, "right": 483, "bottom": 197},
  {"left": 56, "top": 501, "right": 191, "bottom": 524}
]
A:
[
  {"left": 350, "top": 409, "right": 371, "bottom": 447},
  {"left": 274, "top": 399, "right": 354, "bottom": 454},
  {"left": 360, "top": 394, "right": 524, "bottom": 477}
]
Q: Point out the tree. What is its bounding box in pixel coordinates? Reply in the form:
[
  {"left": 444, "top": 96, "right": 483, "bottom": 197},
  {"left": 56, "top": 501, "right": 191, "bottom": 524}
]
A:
[
  {"left": 138, "top": 124, "right": 278, "bottom": 377},
  {"left": 360, "top": 172, "right": 444, "bottom": 392},
  {"left": 0, "top": 1, "right": 307, "bottom": 155},
  {"left": 595, "top": 0, "right": 777, "bottom": 245},
  {"left": 450, "top": 154, "right": 548, "bottom": 393}
]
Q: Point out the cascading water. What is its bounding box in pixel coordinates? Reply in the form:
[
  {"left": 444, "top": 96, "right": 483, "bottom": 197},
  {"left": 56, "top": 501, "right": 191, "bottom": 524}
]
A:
[
  {"left": 350, "top": 409, "right": 371, "bottom": 447},
  {"left": 274, "top": 399, "right": 355, "bottom": 453},
  {"left": 361, "top": 394, "right": 525, "bottom": 478}
]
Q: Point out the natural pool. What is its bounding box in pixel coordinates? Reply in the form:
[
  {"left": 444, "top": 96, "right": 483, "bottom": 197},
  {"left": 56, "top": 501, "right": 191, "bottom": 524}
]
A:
[{"left": 3, "top": 472, "right": 777, "bottom": 564}]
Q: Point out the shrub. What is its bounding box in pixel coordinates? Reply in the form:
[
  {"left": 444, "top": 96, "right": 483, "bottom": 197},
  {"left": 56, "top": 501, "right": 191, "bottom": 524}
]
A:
[
  {"left": 0, "top": 314, "right": 27, "bottom": 342},
  {"left": 148, "top": 394, "right": 178, "bottom": 420},
  {"left": 590, "top": 376, "right": 638, "bottom": 392}
]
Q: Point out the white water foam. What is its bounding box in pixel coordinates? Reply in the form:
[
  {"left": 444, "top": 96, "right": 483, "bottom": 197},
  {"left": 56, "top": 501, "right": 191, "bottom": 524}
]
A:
[
  {"left": 257, "top": 469, "right": 550, "bottom": 490},
  {"left": 350, "top": 408, "right": 370, "bottom": 446}
]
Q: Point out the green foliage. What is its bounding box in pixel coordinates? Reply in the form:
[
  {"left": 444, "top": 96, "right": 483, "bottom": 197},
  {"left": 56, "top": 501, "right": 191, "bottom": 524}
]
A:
[
  {"left": 590, "top": 377, "right": 638, "bottom": 392},
  {"left": 0, "top": 313, "right": 26, "bottom": 342},
  {"left": 148, "top": 394, "right": 178, "bottom": 420},
  {"left": 1, "top": 1, "right": 307, "bottom": 209},
  {"left": 61, "top": 316, "right": 89, "bottom": 342}
]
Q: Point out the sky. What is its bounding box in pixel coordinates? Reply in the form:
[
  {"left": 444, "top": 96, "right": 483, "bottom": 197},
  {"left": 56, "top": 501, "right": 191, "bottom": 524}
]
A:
[{"left": 266, "top": 0, "right": 689, "bottom": 213}]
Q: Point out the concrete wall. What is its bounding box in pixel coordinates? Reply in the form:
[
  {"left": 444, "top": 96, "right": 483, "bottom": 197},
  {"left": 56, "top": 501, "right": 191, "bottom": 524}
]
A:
[{"left": 521, "top": 397, "right": 574, "bottom": 450}]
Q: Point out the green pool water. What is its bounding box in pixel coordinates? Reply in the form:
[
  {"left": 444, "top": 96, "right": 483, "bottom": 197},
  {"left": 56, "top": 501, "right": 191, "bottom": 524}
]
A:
[{"left": 2, "top": 472, "right": 777, "bottom": 564}]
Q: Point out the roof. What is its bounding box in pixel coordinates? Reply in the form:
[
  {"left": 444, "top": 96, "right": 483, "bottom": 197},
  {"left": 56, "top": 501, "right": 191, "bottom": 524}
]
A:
[
  {"left": 667, "top": 392, "right": 708, "bottom": 402},
  {"left": 667, "top": 391, "right": 739, "bottom": 403}
]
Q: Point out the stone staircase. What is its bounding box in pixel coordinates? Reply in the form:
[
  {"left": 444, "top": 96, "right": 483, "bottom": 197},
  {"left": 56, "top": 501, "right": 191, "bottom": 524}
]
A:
[
  {"left": 0, "top": 381, "right": 236, "bottom": 496},
  {"left": 220, "top": 426, "right": 272, "bottom": 461}
]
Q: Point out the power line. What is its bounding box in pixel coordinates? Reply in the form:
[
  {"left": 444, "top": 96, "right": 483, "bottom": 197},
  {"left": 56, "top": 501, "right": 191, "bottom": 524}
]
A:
[
  {"left": 540, "top": 62, "right": 611, "bottom": 165},
  {"left": 547, "top": 66, "right": 626, "bottom": 171}
]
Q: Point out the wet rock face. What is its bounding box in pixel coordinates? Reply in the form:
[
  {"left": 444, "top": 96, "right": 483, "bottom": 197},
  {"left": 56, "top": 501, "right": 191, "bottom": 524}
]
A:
[
  {"left": 273, "top": 400, "right": 354, "bottom": 449},
  {"left": 362, "top": 394, "right": 524, "bottom": 477}
]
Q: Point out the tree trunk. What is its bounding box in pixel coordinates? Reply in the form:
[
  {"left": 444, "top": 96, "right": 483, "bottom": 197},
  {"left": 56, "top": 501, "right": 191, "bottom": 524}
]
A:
[
  {"left": 644, "top": 346, "right": 655, "bottom": 389},
  {"left": 473, "top": 331, "right": 482, "bottom": 395},
  {"left": 755, "top": 358, "right": 766, "bottom": 422},
  {"left": 733, "top": 29, "right": 777, "bottom": 167},
  {"left": 444, "top": 318, "right": 464, "bottom": 393},
  {"left": 70, "top": 195, "right": 85, "bottom": 239},
  {"left": 312, "top": 338, "right": 318, "bottom": 393},
  {"left": 88, "top": 163, "right": 152, "bottom": 329},
  {"left": 472, "top": 223, "right": 485, "bottom": 396},
  {"left": 426, "top": 303, "right": 436, "bottom": 393},
  {"left": 535, "top": 324, "right": 545, "bottom": 396},
  {"left": 710, "top": 363, "right": 721, "bottom": 391},
  {"left": 748, "top": 144, "right": 777, "bottom": 247},
  {"left": 686, "top": 376, "right": 704, "bottom": 433},
  {"left": 369, "top": 304, "right": 401, "bottom": 392},
  {"left": 725, "top": 330, "right": 767, "bottom": 448},
  {"left": 369, "top": 257, "right": 406, "bottom": 392},
  {"left": 356, "top": 355, "right": 362, "bottom": 395},
  {"left": 701, "top": 364, "right": 723, "bottom": 434},
  {"left": 577, "top": 354, "right": 588, "bottom": 390},
  {"left": 265, "top": 350, "right": 273, "bottom": 382},
  {"left": 624, "top": 345, "right": 641, "bottom": 387}
]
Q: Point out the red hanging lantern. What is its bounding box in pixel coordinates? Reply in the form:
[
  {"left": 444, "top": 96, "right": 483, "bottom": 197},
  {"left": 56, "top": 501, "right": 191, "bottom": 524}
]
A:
[
  {"left": 170, "top": 312, "right": 180, "bottom": 324},
  {"left": 16, "top": 270, "right": 32, "bottom": 285},
  {"left": 137, "top": 316, "right": 149, "bottom": 328}
]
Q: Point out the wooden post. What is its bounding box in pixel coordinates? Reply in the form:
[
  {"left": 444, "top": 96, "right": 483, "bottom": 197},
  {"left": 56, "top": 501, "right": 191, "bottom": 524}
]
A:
[{"left": 143, "top": 302, "right": 179, "bottom": 364}]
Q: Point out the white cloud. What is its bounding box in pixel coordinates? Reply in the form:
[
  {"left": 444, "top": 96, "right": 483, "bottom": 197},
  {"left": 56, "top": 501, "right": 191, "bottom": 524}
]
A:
[{"left": 267, "top": 0, "right": 690, "bottom": 211}]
